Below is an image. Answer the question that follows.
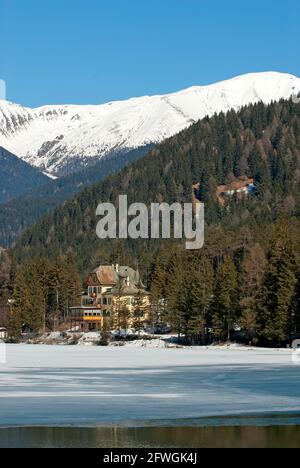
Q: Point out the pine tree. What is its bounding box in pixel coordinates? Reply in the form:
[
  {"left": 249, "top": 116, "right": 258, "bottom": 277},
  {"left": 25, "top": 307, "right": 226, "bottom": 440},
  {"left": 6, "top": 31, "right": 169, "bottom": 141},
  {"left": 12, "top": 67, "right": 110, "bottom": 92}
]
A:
[
  {"left": 186, "top": 253, "right": 214, "bottom": 343},
  {"left": 28, "top": 265, "right": 46, "bottom": 332},
  {"left": 119, "top": 304, "right": 131, "bottom": 335},
  {"left": 165, "top": 250, "right": 189, "bottom": 340},
  {"left": 239, "top": 243, "right": 266, "bottom": 341},
  {"left": 7, "top": 305, "right": 22, "bottom": 341},
  {"left": 212, "top": 256, "right": 238, "bottom": 341},
  {"left": 150, "top": 262, "right": 168, "bottom": 331},
  {"left": 7, "top": 268, "right": 31, "bottom": 339},
  {"left": 257, "top": 221, "right": 297, "bottom": 344},
  {"left": 132, "top": 291, "right": 148, "bottom": 337}
]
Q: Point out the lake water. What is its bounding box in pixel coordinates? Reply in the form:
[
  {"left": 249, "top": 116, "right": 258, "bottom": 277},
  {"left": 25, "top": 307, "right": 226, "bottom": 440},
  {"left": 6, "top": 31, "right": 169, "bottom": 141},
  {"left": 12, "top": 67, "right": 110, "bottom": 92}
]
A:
[
  {"left": 1, "top": 422, "right": 300, "bottom": 448},
  {"left": 1, "top": 345, "right": 300, "bottom": 447}
]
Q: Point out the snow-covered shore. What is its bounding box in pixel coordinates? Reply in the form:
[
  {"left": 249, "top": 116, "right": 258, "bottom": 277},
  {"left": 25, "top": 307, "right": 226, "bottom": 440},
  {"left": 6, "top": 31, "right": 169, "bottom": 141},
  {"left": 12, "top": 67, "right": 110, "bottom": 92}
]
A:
[
  {"left": 21, "top": 330, "right": 297, "bottom": 351},
  {"left": 0, "top": 345, "right": 300, "bottom": 427}
]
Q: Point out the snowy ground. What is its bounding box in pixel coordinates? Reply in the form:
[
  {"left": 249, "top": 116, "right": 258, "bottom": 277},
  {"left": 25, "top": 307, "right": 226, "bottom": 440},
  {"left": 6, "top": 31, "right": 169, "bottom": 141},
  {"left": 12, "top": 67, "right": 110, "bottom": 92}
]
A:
[{"left": 0, "top": 344, "right": 300, "bottom": 427}]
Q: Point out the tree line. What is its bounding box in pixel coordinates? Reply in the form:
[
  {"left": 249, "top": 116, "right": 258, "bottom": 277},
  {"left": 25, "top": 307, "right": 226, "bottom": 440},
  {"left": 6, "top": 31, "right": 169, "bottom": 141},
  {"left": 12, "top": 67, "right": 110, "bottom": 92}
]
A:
[
  {"left": 2, "top": 216, "right": 300, "bottom": 346},
  {"left": 150, "top": 217, "right": 300, "bottom": 346},
  {"left": 5, "top": 255, "right": 81, "bottom": 340},
  {"left": 1, "top": 98, "right": 300, "bottom": 345}
]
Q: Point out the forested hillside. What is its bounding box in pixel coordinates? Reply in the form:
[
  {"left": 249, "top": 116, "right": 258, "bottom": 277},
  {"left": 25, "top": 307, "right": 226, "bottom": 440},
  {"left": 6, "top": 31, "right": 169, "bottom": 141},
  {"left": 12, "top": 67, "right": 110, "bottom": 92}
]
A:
[
  {"left": 0, "top": 147, "right": 49, "bottom": 204},
  {"left": 0, "top": 145, "right": 152, "bottom": 246},
  {"left": 12, "top": 99, "right": 300, "bottom": 269},
  {"left": 5, "top": 98, "right": 300, "bottom": 345}
]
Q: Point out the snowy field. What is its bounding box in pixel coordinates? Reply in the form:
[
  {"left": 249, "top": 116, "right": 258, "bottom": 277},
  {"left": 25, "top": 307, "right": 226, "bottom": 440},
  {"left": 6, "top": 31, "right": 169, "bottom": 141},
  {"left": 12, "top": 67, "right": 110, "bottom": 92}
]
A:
[{"left": 1, "top": 344, "right": 300, "bottom": 427}]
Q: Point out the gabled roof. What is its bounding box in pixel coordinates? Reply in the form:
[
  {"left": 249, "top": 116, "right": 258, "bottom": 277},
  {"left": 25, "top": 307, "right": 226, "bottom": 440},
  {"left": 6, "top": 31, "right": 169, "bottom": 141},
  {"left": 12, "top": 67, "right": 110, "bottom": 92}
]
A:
[
  {"left": 88, "top": 264, "right": 147, "bottom": 293},
  {"left": 92, "top": 265, "right": 117, "bottom": 285}
]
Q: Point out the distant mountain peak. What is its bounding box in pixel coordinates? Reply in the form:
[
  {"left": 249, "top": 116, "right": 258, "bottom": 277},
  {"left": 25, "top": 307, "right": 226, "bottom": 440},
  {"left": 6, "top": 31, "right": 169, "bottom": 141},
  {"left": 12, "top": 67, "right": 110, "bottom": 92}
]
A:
[{"left": 1, "top": 71, "right": 300, "bottom": 177}]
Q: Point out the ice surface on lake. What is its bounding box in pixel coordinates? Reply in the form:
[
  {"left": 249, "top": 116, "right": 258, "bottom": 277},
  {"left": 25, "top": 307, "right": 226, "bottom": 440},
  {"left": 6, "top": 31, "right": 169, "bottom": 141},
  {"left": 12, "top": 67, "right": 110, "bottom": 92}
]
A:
[{"left": 0, "top": 345, "right": 300, "bottom": 427}]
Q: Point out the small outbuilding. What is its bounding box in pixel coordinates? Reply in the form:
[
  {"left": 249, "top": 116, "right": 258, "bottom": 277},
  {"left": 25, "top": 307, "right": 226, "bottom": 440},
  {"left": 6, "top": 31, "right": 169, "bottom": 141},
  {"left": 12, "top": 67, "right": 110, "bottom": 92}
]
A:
[{"left": 0, "top": 328, "right": 7, "bottom": 340}]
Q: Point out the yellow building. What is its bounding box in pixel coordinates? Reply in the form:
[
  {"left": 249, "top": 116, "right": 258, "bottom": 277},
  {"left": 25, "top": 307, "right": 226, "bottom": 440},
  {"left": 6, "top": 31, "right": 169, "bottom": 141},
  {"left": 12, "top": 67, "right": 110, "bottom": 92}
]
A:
[{"left": 70, "top": 264, "right": 150, "bottom": 332}]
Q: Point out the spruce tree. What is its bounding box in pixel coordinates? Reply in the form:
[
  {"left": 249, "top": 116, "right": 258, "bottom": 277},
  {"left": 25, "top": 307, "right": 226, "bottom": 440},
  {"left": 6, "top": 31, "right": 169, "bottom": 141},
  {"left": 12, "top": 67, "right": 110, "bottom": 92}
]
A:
[
  {"left": 187, "top": 253, "right": 214, "bottom": 343},
  {"left": 212, "top": 256, "right": 238, "bottom": 341},
  {"left": 257, "top": 221, "right": 297, "bottom": 344}
]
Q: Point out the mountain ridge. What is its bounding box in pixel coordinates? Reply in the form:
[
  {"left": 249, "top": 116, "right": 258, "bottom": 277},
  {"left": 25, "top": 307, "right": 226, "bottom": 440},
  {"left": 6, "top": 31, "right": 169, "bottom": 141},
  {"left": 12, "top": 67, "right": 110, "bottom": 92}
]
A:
[{"left": 1, "top": 72, "right": 299, "bottom": 177}]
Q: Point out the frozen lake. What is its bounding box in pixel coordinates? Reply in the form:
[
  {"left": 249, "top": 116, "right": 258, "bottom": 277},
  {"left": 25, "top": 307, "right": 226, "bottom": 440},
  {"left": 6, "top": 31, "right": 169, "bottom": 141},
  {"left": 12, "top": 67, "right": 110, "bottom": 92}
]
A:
[{"left": 1, "top": 344, "right": 300, "bottom": 427}]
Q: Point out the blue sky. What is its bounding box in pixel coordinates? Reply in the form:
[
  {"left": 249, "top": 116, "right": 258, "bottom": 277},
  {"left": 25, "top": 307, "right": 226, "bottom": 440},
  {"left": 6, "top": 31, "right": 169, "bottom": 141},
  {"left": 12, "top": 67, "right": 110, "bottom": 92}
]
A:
[{"left": 1, "top": 0, "right": 299, "bottom": 107}]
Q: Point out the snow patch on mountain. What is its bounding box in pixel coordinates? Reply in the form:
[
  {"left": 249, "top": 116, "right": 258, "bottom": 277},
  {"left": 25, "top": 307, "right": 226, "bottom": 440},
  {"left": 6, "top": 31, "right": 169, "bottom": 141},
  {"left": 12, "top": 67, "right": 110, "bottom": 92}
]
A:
[{"left": 0, "top": 72, "right": 299, "bottom": 177}]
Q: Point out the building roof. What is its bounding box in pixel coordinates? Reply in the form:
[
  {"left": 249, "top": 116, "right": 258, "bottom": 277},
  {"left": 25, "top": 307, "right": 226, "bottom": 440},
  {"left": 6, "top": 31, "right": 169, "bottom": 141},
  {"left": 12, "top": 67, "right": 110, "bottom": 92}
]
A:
[
  {"left": 88, "top": 264, "right": 146, "bottom": 294},
  {"left": 92, "top": 265, "right": 117, "bottom": 285},
  {"left": 216, "top": 177, "right": 255, "bottom": 205},
  {"left": 118, "top": 266, "right": 144, "bottom": 287},
  {"left": 217, "top": 177, "right": 254, "bottom": 194}
]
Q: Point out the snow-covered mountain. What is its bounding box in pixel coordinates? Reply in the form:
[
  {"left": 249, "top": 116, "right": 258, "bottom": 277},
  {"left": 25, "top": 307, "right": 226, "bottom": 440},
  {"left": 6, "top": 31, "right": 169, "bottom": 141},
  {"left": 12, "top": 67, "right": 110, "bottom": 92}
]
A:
[{"left": 1, "top": 72, "right": 300, "bottom": 177}]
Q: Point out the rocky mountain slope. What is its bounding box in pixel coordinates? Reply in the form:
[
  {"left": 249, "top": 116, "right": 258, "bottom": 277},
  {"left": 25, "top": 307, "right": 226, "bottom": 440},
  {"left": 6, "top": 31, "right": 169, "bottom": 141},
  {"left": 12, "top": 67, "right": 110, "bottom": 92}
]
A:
[{"left": 1, "top": 72, "right": 299, "bottom": 177}]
